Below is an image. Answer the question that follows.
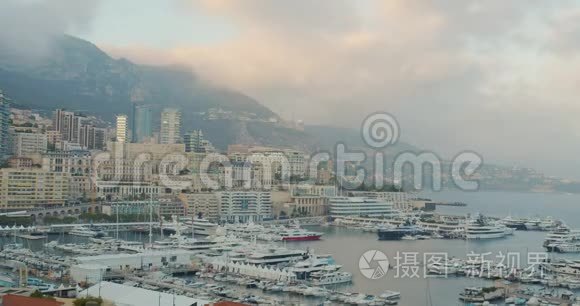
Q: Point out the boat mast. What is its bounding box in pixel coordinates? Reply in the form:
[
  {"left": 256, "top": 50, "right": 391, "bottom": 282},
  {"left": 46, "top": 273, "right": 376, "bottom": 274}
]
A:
[
  {"left": 116, "top": 205, "right": 119, "bottom": 239},
  {"left": 149, "top": 193, "right": 153, "bottom": 246},
  {"left": 191, "top": 213, "right": 195, "bottom": 239}
]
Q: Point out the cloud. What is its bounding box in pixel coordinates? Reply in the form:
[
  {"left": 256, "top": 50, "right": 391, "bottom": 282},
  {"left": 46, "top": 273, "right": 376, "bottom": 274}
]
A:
[
  {"left": 98, "top": 1, "right": 580, "bottom": 177},
  {"left": 0, "top": 0, "right": 101, "bottom": 62}
]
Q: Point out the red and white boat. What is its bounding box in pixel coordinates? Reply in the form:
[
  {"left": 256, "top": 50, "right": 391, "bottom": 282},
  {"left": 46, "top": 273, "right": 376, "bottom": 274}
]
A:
[{"left": 280, "top": 229, "right": 323, "bottom": 241}]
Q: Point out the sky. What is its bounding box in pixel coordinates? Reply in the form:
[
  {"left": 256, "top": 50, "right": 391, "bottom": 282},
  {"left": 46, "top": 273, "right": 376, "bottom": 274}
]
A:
[{"left": 2, "top": 0, "right": 580, "bottom": 178}]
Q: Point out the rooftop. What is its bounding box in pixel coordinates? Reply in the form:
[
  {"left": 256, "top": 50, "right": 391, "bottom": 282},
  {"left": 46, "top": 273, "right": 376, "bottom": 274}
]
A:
[
  {"left": 1, "top": 294, "right": 64, "bottom": 306},
  {"left": 76, "top": 249, "right": 197, "bottom": 261},
  {"left": 79, "top": 281, "right": 210, "bottom": 306}
]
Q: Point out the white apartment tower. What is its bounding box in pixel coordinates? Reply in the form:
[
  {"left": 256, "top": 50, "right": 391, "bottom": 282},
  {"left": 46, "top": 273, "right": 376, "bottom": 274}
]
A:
[
  {"left": 160, "top": 108, "right": 181, "bottom": 144},
  {"left": 116, "top": 115, "right": 128, "bottom": 143}
]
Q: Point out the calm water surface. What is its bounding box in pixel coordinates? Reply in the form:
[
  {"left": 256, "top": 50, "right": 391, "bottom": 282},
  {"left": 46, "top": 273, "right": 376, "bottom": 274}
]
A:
[{"left": 291, "top": 190, "right": 580, "bottom": 306}]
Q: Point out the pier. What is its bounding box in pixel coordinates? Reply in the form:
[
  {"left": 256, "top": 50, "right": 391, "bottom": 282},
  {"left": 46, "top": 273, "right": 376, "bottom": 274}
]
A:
[{"left": 431, "top": 201, "right": 467, "bottom": 207}]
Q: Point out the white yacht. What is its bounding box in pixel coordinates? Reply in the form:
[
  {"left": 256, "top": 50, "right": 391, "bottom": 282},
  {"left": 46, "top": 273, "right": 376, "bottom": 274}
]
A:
[
  {"left": 69, "top": 227, "right": 104, "bottom": 238},
  {"left": 427, "top": 258, "right": 463, "bottom": 275},
  {"left": 538, "top": 217, "right": 559, "bottom": 231},
  {"left": 543, "top": 227, "right": 580, "bottom": 251},
  {"left": 380, "top": 290, "right": 401, "bottom": 301},
  {"left": 552, "top": 243, "right": 580, "bottom": 253},
  {"left": 309, "top": 271, "right": 352, "bottom": 286},
  {"left": 290, "top": 256, "right": 342, "bottom": 279},
  {"left": 246, "top": 248, "right": 307, "bottom": 265},
  {"left": 418, "top": 218, "right": 465, "bottom": 238},
  {"left": 465, "top": 214, "right": 510, "bottom": 239},
  {"left": 223, "top": 222, "right": 265, "bottom": 238},
  {"left": 183, "top": 218, "right": 218, "bottom": 236},
  {"left": 524, "top": 218, "right": 542, "bottom": 231}
]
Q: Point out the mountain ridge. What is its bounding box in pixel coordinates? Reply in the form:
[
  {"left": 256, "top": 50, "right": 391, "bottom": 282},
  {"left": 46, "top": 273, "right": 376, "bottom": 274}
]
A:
[
  {"left": 0, "top": 35, "right": 419, "bottom": 155},
  {"left": 0, "top": 35, "right": 276, "bottom": 122}
]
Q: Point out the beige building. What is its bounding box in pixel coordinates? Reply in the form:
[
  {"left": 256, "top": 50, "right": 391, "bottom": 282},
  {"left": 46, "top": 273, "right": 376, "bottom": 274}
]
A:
[
  {"left": 286, "top": 196, "right": 328, "bottom": 217},
  {"left": 271, "top": 190, "right": 292, "bottom": 218},
  {"left": 0, "top": 168, "right": 70, "bottom": 210},
  {"left": 160, "top": 108, "right": 181, "bottom": 144},
  {"left": 94, "top": 181, "right": 165, "bottom": 200},
  {"left": 42, "top": 150, "right": 92, "bottom": 175},
  {"left": 158, "top": 196, "right": 186, "bottom": 217},
  {"left": 97, "top": 142, "right": 187, "bottom": 184},
  {"left": 276, "top": 185, "right": 337, "bottom": 217},
  {"left": 228, "top": 145, "right": 307, "bottom": 179},
  {"left": 12, "top": 132, "right": 47, "bottom": 156},
  {"left": 46, "top": 130, "right": 62, "bottom": 150},
  {"left": 70, "top": 176, "right": 93, "bottom": 200},
  {"left": 115, "top": 114, "right": 128, "bottom": 143},
  {"left": 178, "top": 192, "right": 221, "bottom": 221}
]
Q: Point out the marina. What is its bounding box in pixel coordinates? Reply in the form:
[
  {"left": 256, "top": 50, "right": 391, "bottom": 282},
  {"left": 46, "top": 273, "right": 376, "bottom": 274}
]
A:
[{"left": 1, "top": 191, "right": 580, "bottom": 305}]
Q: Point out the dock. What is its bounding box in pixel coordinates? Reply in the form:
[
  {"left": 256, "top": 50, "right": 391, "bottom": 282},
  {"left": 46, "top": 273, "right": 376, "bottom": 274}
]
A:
[
  {"left": 431, "top": 201, "right": 467, "bottom": 207},
  {"left": 14, "top": 234, "right": 47, "bottom": 240}
]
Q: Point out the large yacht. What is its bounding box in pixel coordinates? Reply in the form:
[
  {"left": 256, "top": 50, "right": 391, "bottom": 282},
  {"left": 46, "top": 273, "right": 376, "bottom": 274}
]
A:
[
  {"left": 184, "top": 218, "right": 218, "bottom": 236},
  {"left": 417, "top": 217, "right": 465, "bottom": 238},
  {"left": 69, "top": 226, "right": 105, "bottom": 238},
  {"left": 465, "top": 214, "right": 511, "bottom": 239},
  {"left": 246, "top": 248, "right": 307, "bottom": 265},
  {"left": 377, "top": 220, "right": 426, "bottom": 240},
  {"left": 543, "top": 226, "right": 580, "bottom": 251},
  {"left": 309, "top": 271, "right": 352, "bottom": 286},
  {"left": 290, "top": 256, "right": 342, "bottom": 279},
  {"left": 500, "top": 216, "right": 528, "bottom": 230},
  {"left": 279, "top": 229, "right": 322, "bottom": 241},
  {"left": 552, "top": 243, "right": 580, "bottom": 253}
]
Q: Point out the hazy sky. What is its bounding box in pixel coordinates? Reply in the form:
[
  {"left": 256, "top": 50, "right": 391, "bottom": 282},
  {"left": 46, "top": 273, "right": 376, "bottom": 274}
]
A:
[{"left": 3, "top": 0, "right": 580, "bottom": 178}]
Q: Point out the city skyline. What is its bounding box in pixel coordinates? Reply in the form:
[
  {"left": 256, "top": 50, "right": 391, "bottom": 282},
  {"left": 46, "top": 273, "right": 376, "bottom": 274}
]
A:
[
  {"left": 0, "top": 3, "right": 579, "bottom": 306},
  {"left": 2, "top": 1, "right": 580, "bottom": 177}
]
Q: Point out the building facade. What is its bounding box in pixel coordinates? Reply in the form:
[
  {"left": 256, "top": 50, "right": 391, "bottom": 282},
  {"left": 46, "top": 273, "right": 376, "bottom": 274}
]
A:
[
  {"left": 0, "top": 168, "right": 70, "bottom": 210},
  {"left": 97, "top": 142, "right": 187, "bottom": 184},
  {"left": 329, "top": 197, "right": 399, "bottom": 218},
  {"left": 0, "top": 91, "right": 10, "bottom": 160},
  {"left": 101, "top": 200, "right": 159, "bottom": 216},
  {"left": 52, "top": 109, "right": 85, "bottom": 143},
  {"left": 178, "top": 192, "right": 221, "bottom": 221},
  {"left": 12, "top": 132, "right": 47, "bottom": 156},
  {"left": 218, "top": 191, "right": 272, "bottom": 223},
  {"left": 346, "top": 191, "right": 416, "bottom": 211},
  {"left": 132, "top": 104, "right": 152, "bottom": 143},
  {"left": 183, "top": 130, "right": 215, "bottom": 153},
  {"left": 94, "top": 181, "right": 164, "bottom": 200},
  {"left": 79, "top": 124, "right": 106, "bottom": 150},
  {"left": 160, "top": 108, "right": 181, "bottom": 144},
  {"left": 157, "top": 196, "right": 186, "bottom": 216},
  {"left": 42, "top": 150, "right": 92, "bottom": 175},
  {"left": 115, "top": 114, "right": 128, "bottom": 143}
]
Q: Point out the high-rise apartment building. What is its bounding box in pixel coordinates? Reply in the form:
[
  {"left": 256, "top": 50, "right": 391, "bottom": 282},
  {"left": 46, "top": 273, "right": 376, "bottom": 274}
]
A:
[
  {"left": 132, "top": 103, "right": 152, "bottom": 143},
  {"left": 53, "top": 109, "right": 85, "bottom": 143},
  {"left": 12, "top": 132, "right": 48, "bottom": 156},
  {"left": 184, "top": 130, "right": 215, "bottom": 153},
  {"left": 115, "top": 115, "right": 128, "bottom": 143},
  {"left": 218, "top": 191, "right": 273, "bottom": 223},
  {"left": 0, "top": 91, "right": 10, "bottom": 160},
  {"left": 160, "top": 108, "right": 181, "bottom": 144},
  {"left": 79, "top": 125, "right": 106, "bottom": 150}
]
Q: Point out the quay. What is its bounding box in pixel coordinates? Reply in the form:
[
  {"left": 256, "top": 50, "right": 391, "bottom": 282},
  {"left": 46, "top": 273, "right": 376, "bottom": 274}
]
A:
[{"left": 431, "top": 201, "right": 467, "bottom": 207}]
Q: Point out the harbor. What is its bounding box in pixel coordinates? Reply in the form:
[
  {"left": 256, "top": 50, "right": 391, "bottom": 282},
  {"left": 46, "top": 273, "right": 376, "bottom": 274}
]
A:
[{"left": 1, "top": 191, "right": 580, "bottom": 305}]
